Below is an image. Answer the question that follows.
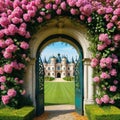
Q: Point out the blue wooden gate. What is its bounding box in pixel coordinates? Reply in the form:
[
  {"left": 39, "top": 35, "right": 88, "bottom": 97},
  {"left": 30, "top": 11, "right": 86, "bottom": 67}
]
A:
[
  {"left": 36, "top": 52, "right": 44, "bottom": 116},
  {"left": 75, "top": 51, "right": 83, "bottom": 114}
]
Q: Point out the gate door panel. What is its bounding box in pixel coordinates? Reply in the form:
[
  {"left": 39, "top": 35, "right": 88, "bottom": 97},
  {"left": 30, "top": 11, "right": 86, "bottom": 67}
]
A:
[
  {"left": 36, "top": 54, "right": 44, "bottom": 116},
  {"left": 75, "top": 52, "right": 83, "bottom": 115}
]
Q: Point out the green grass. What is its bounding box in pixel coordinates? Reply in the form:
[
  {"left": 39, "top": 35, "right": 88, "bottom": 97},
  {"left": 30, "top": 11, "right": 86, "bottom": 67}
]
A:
[{"left": 45, "top": 82, "right": 75, "bottom": 105}]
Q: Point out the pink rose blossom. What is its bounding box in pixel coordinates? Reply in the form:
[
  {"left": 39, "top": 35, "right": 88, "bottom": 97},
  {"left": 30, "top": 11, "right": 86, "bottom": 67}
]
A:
[
  {"left": 106, "top": 7, "right": 113, "bottom": 14},
  {"left": 100, "top": 72, "right": 110, "bottom": 79},
  {"left": 11, "top": 61, "right": 19, "bottom": 69},
  {"left": 111, "top": 15, "right": 118, "bottom": 22},
  {"left": 93, "top": 76, "right": 100, "bottom": 83},
  {"left": 0, "top": 76, "right": 6, "bottom": 83},
  {"left": 23, "top": 14, "right": 31, "bottom": 22},
  {"left": 105, "top": 57, "right": 112, "bottom": 64},
  {"left": 28, "top": 10, "right": 36, "bottom": 17},
  {"left": 56, "top": 9, "right": 62, "bottom": 15},
  {"left": 110, "top": 69, "right": 117, "bottom": 76},
  {"left": 101, "top": 95, "right": 110, "bottom": 104},
  {"left": 5, "top": 38, "right": 13, "bottom": 46},
  {"left": 45, "top": 3, "right": 52, "bottom": 10},
  {"left": 0, "top": 67, "right": 4, "bottom": 75},
  {"left": 7, "top": 89, "right": 17, "bottom": 97},
  {"left": 113, "top": 58, "right": 118, "bottom": 64},
  {"left": 12, "top": 17, "right": 23, "bottom": 24},
  {"left": 0, "top": 39, "right": 6, "bottom": 48},
  {"left": 3, "top": 51, "right": 12, "bottom": 59},
  {"left": 70, "top": 8, "right": 77, "bottom": 15},
  {"left": 4, "top": 64, "right": 13, "bottom": 74},
  {"left": 80, "top": 15, "right": 85, "bottom": 20},
  {"left": 40, "top": 11, "right": 45, "bottom": 16},
  {"left": 113, "top": 80, "right": 118, "bottom": 85},
  {"left": 87, "top": 17, "right": 92, "bottom": 23},
  {"left": 90, "top": 58, "right": 99, "bottom": 68},
  {"left": 0, "top": 17, "right": 10, "bottom": 27},
  {"left": 113, "top": 8, "right": 120, "bottom": 16},
  {"left": 95, "top": 98, "right": 102, "bottom": 105},
  {"left": 60, "top": 1, "right": 66, "bottom": 10},
  {"left": 0, "top": 85, "right": 5, "bottom": 90},
  {"left": 82, "top": 4, "right": 92, "bottom": 16},
  {"left": 100, "top": 62, "right": 106, "bottom": 68},
  {"left": 18, "top": 27, "right": 26, "bottom": 36},
  {"left": 20, "top": 41, "right": 29, "bottom": 50},
  {"left": 37, "top": 17, "right": 43, "bottom": 23},
  {"left": 107, "top": 22, "right": 113, "bottom": 29},
  {"left": 8, "top": 24, "right": 18, "bottom": 35},
  {"left": 110, "top": 85, "right": 117, "bottom": 92},
  {"left": 55, "top": 0, "right": 61, "bottom": 5},
  {"left": 109, "top": 99, "right": 115, "bottom": 104},
  {"left": 53, "top": 4, "right": 57, "bottom": 10},
  {"left": 45, "top": 14, "right": 51, "bottom": 20},
  {"left": 97, "top": 7, "right": 106, "bottom": 15},
  {"left": 25, "top": 32, "right": 31, "bottom": 38},
  {"left": 6, "top": 44, "right": 17, "bottom": 53},
  {"left": 99, "top": 33, "right": 109, "bottom": 42},
  {"left": 19, "top": 80, "right": 24, "bottom": 84},
  {"left": 114, "top": 34, "right": 120, "bottom": 42},
  {"left": 2, "top": 95, "right": 10, "bottom": 104},
  {"left": 0, "top": 30, "right": 4, "bottom": 38},
  {"left": 97, "top": 44, "right": 107, "bottom": 51}
]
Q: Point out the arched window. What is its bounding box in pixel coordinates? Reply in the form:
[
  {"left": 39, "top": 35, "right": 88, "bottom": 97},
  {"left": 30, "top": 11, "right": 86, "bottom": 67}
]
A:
[
  {"left": 48, "top": 67, "right": 50, "bottom": 70},
  {"left": 57, "top": 66, "right": 60, "bottom": 70},
  {"left": 48, "top": 73, "right": 50, "bottom": 76}
]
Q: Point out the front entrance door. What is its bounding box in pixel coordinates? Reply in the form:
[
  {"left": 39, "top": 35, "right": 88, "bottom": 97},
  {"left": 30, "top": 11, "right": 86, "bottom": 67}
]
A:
[
  {"left": 36, "top": 52, "right": 44, "bottom": 116},
  {"left": 57, "top": 73, "right": 61, "bottom": 78},
  {"left": 75, "top": 51, "right": 83, "bottom": 114}
]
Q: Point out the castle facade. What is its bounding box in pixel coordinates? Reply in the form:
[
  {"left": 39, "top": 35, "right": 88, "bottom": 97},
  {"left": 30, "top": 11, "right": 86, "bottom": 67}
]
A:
[{"left": 43, "top": 54, "right": 76, "bottom": 78}]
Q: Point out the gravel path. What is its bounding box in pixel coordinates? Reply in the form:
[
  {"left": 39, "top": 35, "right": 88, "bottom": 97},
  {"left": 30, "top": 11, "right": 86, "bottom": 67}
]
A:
[{"left": 34, "top": 105, "right": 88, "bottom": 120}]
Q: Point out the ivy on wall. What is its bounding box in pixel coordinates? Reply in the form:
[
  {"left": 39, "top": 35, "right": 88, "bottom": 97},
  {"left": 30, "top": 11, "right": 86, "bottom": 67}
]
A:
[{"left": 0, "top": 0, "right": 120, "bottom": 108}]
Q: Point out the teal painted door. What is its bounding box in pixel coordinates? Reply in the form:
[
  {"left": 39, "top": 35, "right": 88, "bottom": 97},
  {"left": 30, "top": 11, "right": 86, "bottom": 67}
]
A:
[
  {"left": 36, "top": 53, "right": 44, "bottom": 116},
  {"left": 75, "top": 52, "right": 83, "bottom": 114}
]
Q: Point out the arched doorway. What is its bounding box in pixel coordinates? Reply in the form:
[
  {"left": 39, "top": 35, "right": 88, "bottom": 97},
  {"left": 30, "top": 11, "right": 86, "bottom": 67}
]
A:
[
  {"left": 36, "top": 34, "right": 83, "bottom": 116},
  {"left": 24, "top": 17, "right": 94, "bottom": 117},
  {"left": 57, "top": 73, "right": 61, "bottom": 78}
]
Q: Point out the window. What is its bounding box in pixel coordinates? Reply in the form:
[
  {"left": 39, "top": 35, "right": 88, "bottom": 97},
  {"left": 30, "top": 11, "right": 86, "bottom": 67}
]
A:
[
  {"left": 68, "top": 73, "right": 70, "bottom": 76},
  {"left": 48, "top": 73, "right": 50, "bottom": 76},
  {"left": 63, "top": 67, "right": 66, "bottom": 70},
  {"left": 48, "top": 67, "right": 50, "bottom": 70},
  {"left": 52, "top": 73, "right": 54, "bottom": 75},
  {"left": 68, "top": 67, "right": 70, "bottom": 70},
  {"left": 57, "top": 66, "right": 60, "bottom": 70},
  {"left": 52, "top": 67, "right": 54, "bottom": 70}
]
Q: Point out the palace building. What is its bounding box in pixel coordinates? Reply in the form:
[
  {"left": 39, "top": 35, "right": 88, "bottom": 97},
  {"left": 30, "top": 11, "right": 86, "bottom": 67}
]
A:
[{"left": 43, "top": 54, "right": 76, "bottom": 78}]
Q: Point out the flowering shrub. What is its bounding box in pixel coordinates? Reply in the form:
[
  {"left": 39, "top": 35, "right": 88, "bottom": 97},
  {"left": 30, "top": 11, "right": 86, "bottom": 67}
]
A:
[{"left": 0, "top": 0, "right": 120, "bottom": 108}]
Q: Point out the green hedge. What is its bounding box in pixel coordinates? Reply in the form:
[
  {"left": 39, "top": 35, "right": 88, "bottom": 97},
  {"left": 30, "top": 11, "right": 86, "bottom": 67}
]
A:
[
  {"left": 45, "top": 76, "right": 55, "bottom": 81},
  {"left": 0, "top": 106, "right": 35, "bottom": 120},
  {"left": 85, "top": 104, "right": 120, "bottom": 120},
  {"left": 63, "top": 76, "right": 74, "bottom": 81}
]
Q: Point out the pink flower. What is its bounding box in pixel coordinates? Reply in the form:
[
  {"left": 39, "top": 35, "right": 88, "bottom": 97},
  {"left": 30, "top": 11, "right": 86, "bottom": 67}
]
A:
[
  {"left": 93, "top": 76, "right": 100, "bottom": 83},
  {"left": 97, "top": 44, "right": 107, "bottom": 51},
  {"left": 11, "top": 61, "right": 19, "bottom": 69},
  {"left": 106, "top": 7, "right": 113, "bottom": 14},
  {"left": 45, "top": 3, "right": 52, "bottom": 10},
  {"left": 60, "top": 1, "right": 66, "bottom": 10},
  {"left": 107, "top": 22, "right": 113, "bottom": 29},
  {"left": 0, "top": 67, "right": 4, "bottom": 75},
  {"left": 18, "top": 27, "right": 26, "bottom": 36},
  {"left": 113, "top": 58, "right": 118, "bottom": 64},
  {"left": 0, "top": 17, "right": 10, "bottom": 27},
  {"left": 110, "top": 85, "right": 117, "bottom": 92},
  {"left": 0, "top": 76, "right": 6, "bottom": 83},
  {"left": 0, "top": 85, "right": 5, "bottom": 90},
  {"left": 109, "top": 99, "right": 115, "bottom": 104},
  {"left": 37, "top": 17, "right": 43, "bottom": 23},
  {"left": 111, "top": 15, "right": 118, "bottom": 22},
  {"left": 114, "top": 34, "right": 120, "bottom": 42},
  {"left": 56, "top": 9, "right": 62, "bottom": 15},
  {"left": 45, "top": 14, "right": 51, "bottom": 20},
  {"left": 99, "top": 33, "right": 109, "bottom": 42},
  {"left": 28, "top": 10, "right": 36, "bottom": 17},
  {"left": 100, "top": 72, "right": 110, "bottom": 79},
  {"left": 0, "top": 39, "right": 6, "bottom": 48},
  {"left": 25, "top": 32, "right": 31, "bottom": 38},
  {"left": 110, "top": 69, "right": 117, "bottom": 76},
  {"left": 113, "top": 8, "right": 120, "bottom": 16},
  {"left": 101, "top": 95, "right": 110, "bottom": 104},
  {"left": 20, "top": 41, "right": 29, "bottom": 50},
  {"left": 55, "top": 0, "right": 61, "bottom": 5},
  {"left": 100, "top": 62, "right": 106, "bottom": 68},
  {"left": 8, "top": 24, "right": 18, "bottom": 35},
  {"left": 113, "top": 80, "right": 118, "bottom": 85},
  {"left": 82, "top": 4, "right": 92, "bottom": 16},
  {"left": 7, "top": 89, "right": 17, "bottom": 97},
  {"left": 23, "top": 14, "right": 31, "bottom": 22},
  {"left": 95, "top": 98, "right": 102, "bottom": 105},
  {"left": 97, "top": 7, "right": 106, "bottom": 15},
  {"left": 2, "top": 95, "right": 10, "bottom": 104},
  {"left": 5, "top": 38, "right": 13, "bottom": 46},
  {"left": 4, "top": 64, "right": 13, "bottom": 74},
  {"left": 12, "top": 17, "right": 23, "bottom": 24},
  {"left": 19, "top": 80, "right": 24, "bottom": 84},
  {"left": 70, "top": 8, "right": 77, "bottom": 15},
  {"left": 3, "top": 51, "right": 12, "bottom": 59},
  {"left": 18, "top": 63, "right": 25, "bottom": 69},
  {"left": 39, "top": 11, "right": 45, "bottom": 16},
  {"left": 6, "top": 44, "right": 17, "bottom": 53},
  {"left": 53, "top": 4, "right": 57, "bottom": 10},
  {"left": 90, "top": 58, "right": 99, "bottom": 68},
  {"left": 0, "top": 30, "right": 4, "bottom": 38},
  {"left": 105, "top": 57, "right": 112, "bottom": 64},
  {"left": 87, "top": 17, "right": 92, "bottom": 23}
]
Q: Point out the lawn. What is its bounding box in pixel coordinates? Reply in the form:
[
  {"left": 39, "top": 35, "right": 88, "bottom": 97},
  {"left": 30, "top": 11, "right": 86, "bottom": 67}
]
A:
[{"left": 44, "top": 82, "right": 75, "bottom": 105}]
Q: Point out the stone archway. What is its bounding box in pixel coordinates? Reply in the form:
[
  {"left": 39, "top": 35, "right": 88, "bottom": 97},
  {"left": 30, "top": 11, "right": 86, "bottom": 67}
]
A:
[{"left": 24, "top": 17, "right": 94, "bottom": 113}]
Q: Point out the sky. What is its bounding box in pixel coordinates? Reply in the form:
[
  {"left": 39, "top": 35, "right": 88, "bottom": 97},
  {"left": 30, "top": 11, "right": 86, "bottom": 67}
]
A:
[{"left": 41, "top": 42, "right": 78, "bottom": 62}]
